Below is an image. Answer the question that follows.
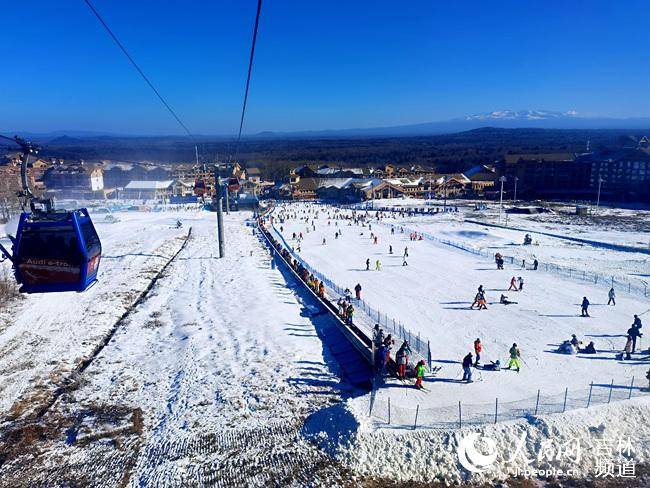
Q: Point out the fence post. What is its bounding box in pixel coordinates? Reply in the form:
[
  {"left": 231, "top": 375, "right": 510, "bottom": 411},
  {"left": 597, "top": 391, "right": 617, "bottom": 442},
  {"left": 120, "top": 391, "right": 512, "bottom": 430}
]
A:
[
  {"left": 458, "top": 401, "right": 462, "bottom": 429},
  {"left": 608, "top": 378, "right": 614, "bottom": 403},
  {"left": 388, "top": 397, "right": 391, "bottom": 424},
  {"left": 413, "top": 404, "right": 419, "bottom": 430},
  {"left": 587, "top": 382, "right": 593, "bottom": 407},
  {"left": 494, "top": 398, "right": 498, "bottom": 424},
  {"left": 533, "top": 389, "right": 540, "bottom": 415},
  {"left": 629, "top": 377, "right": 635, "bottom": 400},
  {"left": 562, "top": 387, "right": 568, "bottom": 413}
]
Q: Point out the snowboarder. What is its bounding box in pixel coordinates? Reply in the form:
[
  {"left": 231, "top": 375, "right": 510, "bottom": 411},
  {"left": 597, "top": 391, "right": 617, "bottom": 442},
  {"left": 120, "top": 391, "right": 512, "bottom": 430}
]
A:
[
  {"left": 508, "top": 276, "right": 518, "bottom": 291},
  {"left": 462, "top": 353, "right": 474, "bottom": 383},
  {"left": 414, "top": 360, "right": 425, "bottom": 389},
  {"left": 375, "top": 260, "right": 382, "bottom": 271},
  {"left": 506, "top": 343, "right": 521, "bottom": 372},
  {"left": 354, "top": 283, "right": 362, "bottom": 300},
  {"left": 581, "top": 297, "right": 590, "bottom": 317},
  {"left": 366, "top": 258, "right": 370, "bottom": 271},
  {"left": 608, "top": 287, "right": 616, "bottom": 305},
  {"left": 474, "top": 338, "right": 482, "bottom": 366}
]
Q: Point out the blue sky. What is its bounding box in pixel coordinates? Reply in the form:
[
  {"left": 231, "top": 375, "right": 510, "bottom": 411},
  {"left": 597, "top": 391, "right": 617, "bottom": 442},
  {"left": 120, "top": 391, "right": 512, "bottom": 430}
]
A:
[{"left": 1, "top": 0, "right": 649, "bottom": 135}]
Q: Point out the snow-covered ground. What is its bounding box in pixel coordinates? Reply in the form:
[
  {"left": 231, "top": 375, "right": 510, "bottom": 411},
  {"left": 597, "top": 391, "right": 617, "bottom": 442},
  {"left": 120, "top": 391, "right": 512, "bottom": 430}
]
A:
[
  {"left": 2, "top": 201, "right": 650, "bottom": 486},
  {"left": 273, "top": 202, "right": 650, "bottom": 419},
  {"left": 0, "top": 209, "right": 356, "bottom": 486}
]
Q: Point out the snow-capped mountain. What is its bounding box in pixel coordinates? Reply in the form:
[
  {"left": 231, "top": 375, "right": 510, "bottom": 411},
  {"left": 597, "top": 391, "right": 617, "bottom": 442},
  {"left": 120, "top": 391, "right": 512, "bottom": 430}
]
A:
[{"left": 465, "top": 110, "right": 579, "bottom": 121}]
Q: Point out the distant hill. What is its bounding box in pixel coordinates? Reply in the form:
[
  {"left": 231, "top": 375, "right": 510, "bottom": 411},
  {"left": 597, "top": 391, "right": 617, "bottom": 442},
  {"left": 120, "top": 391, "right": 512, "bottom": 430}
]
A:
[{"left": 252, "top": 111, "right": 650, "bottom": 139}]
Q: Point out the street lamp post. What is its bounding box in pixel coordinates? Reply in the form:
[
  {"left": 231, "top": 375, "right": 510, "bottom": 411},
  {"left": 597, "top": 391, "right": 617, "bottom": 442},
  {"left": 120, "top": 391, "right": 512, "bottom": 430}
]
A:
[
  {"left": 513, "top": 176, "right": 519, "bottom": 204},
  {"left": 499, "top": 176, "right": 506, "bottom": 224},
  {"left": 596, "top": 177, "right": 604, "bottom": 209},
  {"left": 443, "top": 176, "right": 448, "bottom": 212}
]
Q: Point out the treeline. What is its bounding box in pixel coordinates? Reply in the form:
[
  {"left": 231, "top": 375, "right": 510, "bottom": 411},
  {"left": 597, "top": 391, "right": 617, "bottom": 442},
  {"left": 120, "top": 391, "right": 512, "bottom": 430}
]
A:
[{"left": 38, "top": 128, "right": 646, "bottom": 176}]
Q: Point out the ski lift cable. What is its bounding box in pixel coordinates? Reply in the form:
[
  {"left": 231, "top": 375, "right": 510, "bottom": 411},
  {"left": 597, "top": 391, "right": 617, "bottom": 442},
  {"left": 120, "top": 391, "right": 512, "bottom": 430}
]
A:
[
  {"left": 82, "top": 0, "right": 199, "bottom": 162},
  {"left": 233, "top": 0, "right": 263, "bottom": 161}
]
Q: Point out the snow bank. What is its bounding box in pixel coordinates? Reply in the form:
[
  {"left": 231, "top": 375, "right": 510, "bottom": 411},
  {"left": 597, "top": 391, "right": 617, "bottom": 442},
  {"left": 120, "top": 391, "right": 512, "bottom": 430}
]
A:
[{"left": 305, "top": 396, "right": 650, "bottom": 485}]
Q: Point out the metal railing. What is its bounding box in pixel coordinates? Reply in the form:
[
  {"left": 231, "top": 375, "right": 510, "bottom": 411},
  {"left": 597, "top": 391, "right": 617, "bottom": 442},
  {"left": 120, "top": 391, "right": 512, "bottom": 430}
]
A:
[
  {"left": 381, "top": 222, "right": 649, "bottom": 299},
  {"left": 369, "top": 376, "right": 650, "bottom": 429}
]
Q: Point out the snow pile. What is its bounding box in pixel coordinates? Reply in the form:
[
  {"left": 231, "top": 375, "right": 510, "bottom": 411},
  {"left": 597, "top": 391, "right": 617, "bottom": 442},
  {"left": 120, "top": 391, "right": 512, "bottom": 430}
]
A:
[{"left": 305, "top": 396, "right": 650, "bottom": 484}]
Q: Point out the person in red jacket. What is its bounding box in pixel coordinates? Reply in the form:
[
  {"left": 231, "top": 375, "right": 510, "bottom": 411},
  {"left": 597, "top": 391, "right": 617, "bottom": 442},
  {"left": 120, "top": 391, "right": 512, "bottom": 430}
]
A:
[{"left": 474, "top": 338, "right": 482, "bottom": 366}]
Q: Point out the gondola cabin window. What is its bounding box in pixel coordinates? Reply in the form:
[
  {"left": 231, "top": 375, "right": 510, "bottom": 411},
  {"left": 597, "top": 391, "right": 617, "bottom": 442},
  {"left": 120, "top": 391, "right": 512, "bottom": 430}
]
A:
[{"left": 18, "top": 225, "right": 82, "bottom": 285}]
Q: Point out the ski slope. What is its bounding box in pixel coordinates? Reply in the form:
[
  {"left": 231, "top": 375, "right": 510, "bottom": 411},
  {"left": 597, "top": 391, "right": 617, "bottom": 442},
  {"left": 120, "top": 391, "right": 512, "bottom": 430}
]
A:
[{"left": 275, "top": 202, "right": 650, "bottom": 417}]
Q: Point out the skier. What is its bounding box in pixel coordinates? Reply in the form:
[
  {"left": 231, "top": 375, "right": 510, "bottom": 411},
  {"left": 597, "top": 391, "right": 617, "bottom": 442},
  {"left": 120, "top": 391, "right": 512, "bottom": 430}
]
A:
[
  {"left": 345, "top": 304, "right": 354, "bottom": 325},
  {"left": 322, "top": 237, "right": 327, "bottom": 245},
  {"left": 375, "top": 259, "right": 382, "bottom": 271},
  {"left": 581, "top": 297, "right": 590, "bottom": 317},
  {"left": 318, "top": 281, "right": 325, "bottom": 298},
  {"left": 506, "top": 343, "right": 521, "bottom": 372},
  {"left": 476, "top": 291, "right": 488, "bottom": 310},
  {"left": 414, "top": 360, "right": 425, "bottom": 389},
  {"left": 583, "top": 341, "right": 597, "bottom": 354},
  {"left": 608, "top": 287, "right": 616, "bottom": 305},
  {"left": 533, "top": 259, "right": 538, "bottom": 270},
  {"left": 354, "top": 283, "right": 362, "bottom": 300},
  {"left": 373, "top": 324, "right": 385, "bottom": 348},
  {"left": 461, "top": 353, "right": 474, "bottom": 383},
  {"left": 483, "top": 360, "right": 501, "bottom": 371},
  {"left": 518, "top": 276, "right": 524, "bottom": 291},
  {"left": 624, "top": 335, "right": 634, "bottom": 360},
  {"left": 633, "top": 314, "right": 643, "bottom": 329},
  {"left": 508, "top": 276, "right": 518, "bottom": 291},
  {"left": 402, "top": 256, "right": 408, "bottom": 266},
  {"left": 344, "top": 288, "right": 352, "bottom": 301},
  {"left": 570, "top": 334, "right": 581, "bottom": 348},
  {"left": 389, "top": 245, "right": 393, "bottom": 254},
  {"left": 391, "top": 226, "right": 395, "bottom": 235},
  {"left": 627, "top": 324, "right": 643, "bottom": 353},
  {"left": 474, "top": 338, "right": 482, "bottom": 366},
  {"left": 396, "top": 341, "right": 411, "bottom": 379},
  {"left": 366, "top": 258, "right": 370, "bottom": 271},
  {"left": 404, "top": 247, "right": 409, "bottom": 258}
]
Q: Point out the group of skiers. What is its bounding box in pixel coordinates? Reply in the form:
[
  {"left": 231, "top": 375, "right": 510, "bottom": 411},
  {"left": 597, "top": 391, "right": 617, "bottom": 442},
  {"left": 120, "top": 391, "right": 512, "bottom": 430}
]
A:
[
  {"left": 494, "top": 251, "right": 539, "bottom": 271},
  {"left": 460, "top": 340, "right": 522, "bottom": 382},
  {"left": 558, "top": 334, "right": 597, "bottom": 355}
]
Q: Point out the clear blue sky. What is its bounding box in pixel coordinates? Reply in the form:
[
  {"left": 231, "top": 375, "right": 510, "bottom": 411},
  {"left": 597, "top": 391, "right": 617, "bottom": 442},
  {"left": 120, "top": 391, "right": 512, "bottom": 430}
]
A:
[{"left": 1, "top": 0, "right": 649, "bottom": 135}]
